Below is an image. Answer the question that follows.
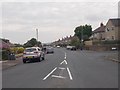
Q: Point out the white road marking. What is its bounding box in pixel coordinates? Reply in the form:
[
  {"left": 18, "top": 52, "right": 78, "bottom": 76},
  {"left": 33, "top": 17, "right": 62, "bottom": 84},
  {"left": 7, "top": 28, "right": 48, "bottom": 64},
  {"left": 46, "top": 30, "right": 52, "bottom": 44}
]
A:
[
  {"left": 64, "top": 60, "right": 67, "bottom": 64},
  {"left": 43, "top": 67, "right": 57, "bottom": 80},
  {"left": 60, "top": 60, "right": 65, "bottom": 65},
  {"left": 64, "top": 56, "right": 66, "bottom": 59},
  {"left": 67, "top": 67, "right": 73, "bottom": 80},
  {"left": 59, "top": 67, "right": 65, "bottom": 70},
  {"left": 52, "top": 75, "right": 66, "bottom": 79},
  {"left": 60, "top": 60, "right": 67, "bottom": 65},
  {"left": 65, "top": 52, "right": 66, "bottom": 57}
]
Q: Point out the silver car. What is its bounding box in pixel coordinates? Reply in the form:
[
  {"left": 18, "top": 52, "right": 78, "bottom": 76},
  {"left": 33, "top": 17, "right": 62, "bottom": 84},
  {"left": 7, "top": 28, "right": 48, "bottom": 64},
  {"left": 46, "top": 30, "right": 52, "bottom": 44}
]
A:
[
  {"left": 23, "top": 47, "right": 45, "bottom": 63},
  {"left": 46, "top": 47, "right": 54, "bottom": 54}
]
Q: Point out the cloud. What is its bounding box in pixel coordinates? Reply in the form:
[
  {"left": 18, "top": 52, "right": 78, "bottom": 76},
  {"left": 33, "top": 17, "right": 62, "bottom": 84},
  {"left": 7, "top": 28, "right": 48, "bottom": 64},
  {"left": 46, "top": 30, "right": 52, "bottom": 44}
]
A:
[{"left": 1, "top": 2, "right": 118, "bottom": 44}]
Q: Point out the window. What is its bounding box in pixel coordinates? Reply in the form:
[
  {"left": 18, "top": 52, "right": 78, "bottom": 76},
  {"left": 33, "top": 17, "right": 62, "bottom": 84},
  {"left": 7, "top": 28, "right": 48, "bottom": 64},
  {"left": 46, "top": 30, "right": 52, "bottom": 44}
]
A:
[
  {"left": 112, "top": 26, "right": 114, "bottom": 30},
  {"left": 112, "top": 36, "right": 115, "bottom": 40}
]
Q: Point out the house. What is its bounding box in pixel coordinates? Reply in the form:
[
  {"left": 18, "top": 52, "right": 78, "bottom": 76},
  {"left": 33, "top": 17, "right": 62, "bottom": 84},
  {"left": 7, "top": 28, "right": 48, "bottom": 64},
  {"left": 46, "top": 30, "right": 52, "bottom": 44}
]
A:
[
  {"left": 0, "top": 38, "right": 15, "bottom": 49},
  {"left": 51, "top": 35, "right": 78, "bottom": 46},
  {"left": 105, "top": 18, "right": 120, "bottom": 40},
  {"left": 92, "top": 23, "right": 105, "bottom": 40}
]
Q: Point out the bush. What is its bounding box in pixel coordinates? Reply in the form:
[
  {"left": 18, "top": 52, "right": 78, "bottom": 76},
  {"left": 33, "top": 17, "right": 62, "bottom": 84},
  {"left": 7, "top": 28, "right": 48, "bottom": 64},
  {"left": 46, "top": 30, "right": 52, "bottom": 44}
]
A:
[
  {"left": 2, "top": 49, "right": 10, "bottom": 60},
  {"left": 10, "top": 47, "right": 24, "bottom": 54}
]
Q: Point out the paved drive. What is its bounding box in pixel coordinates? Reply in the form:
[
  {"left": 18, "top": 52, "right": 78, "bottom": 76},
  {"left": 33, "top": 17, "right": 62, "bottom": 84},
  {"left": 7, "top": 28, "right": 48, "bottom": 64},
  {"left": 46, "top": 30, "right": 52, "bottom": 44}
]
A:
[{"left": 2, "top": 48, "right": 118, "bottom": 88}]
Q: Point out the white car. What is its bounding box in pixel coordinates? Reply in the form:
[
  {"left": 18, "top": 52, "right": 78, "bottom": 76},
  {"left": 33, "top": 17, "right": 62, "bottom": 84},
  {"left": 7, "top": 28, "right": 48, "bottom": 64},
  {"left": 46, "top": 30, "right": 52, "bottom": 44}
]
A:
[
  {"left": 23, "top": 47, "right": 45, "bottom": 63},
  {"left": 56, "top": 46, "right": 60, "bottom": 48}
]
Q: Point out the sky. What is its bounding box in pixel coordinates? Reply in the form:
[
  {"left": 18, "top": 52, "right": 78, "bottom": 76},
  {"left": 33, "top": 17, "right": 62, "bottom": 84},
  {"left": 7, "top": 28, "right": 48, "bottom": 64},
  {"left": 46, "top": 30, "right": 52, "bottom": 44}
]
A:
[{"left": 1, "top": 0, "right": 119, "bottom": 44}]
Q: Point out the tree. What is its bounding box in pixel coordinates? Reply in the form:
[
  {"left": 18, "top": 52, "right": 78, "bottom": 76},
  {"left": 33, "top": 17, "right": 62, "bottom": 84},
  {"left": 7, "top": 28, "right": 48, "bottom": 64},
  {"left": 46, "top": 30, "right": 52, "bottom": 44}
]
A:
[
  {"left": 70, "top": 36, "right": 80, "bottom": 48},
  {"left": 23, "top": 38, "right": 41, "bottom": 48},
  {"left": 74, "top": 24, "right": 92, "bottom": 41}
]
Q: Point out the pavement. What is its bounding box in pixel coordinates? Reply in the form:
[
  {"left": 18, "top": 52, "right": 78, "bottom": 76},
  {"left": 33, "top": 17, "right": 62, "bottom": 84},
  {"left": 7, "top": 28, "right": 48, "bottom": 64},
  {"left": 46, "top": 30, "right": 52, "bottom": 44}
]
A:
[
  {"left": 1, "top": 57, "right": 22, "bottom": 70},
  {"left": 2, "top": 48, "right": 118, "bottom": 88}
]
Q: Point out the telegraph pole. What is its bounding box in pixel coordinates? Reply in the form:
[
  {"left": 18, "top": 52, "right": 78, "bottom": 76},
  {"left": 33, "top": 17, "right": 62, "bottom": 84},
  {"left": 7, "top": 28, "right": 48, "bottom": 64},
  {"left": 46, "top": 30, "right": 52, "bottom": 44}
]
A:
[
  {"left": 36, "top": 29, "right": 38, "bottom": 46},
  {"left": 81, "top": 27, "right": 83, "bottom": 50}
]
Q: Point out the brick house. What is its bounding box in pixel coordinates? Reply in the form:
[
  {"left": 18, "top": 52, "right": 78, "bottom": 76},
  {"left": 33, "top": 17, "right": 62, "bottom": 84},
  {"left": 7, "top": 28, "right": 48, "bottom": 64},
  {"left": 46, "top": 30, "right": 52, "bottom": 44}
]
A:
[
  {"left": 92, "top": 23, "right": 105, "bottom": 40},
  {"left": 52, "top": 35, "right": 79, "bottom": 46},
  {"left": 105, "top": 18, "right": 120, "bottom": 40}
]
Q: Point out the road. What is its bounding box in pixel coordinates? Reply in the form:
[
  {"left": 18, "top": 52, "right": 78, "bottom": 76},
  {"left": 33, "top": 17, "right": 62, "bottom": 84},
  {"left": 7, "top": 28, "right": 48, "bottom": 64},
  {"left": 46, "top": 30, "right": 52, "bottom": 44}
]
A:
[{"left": 2, "top": 48, "right": 118, "bottom": 88}]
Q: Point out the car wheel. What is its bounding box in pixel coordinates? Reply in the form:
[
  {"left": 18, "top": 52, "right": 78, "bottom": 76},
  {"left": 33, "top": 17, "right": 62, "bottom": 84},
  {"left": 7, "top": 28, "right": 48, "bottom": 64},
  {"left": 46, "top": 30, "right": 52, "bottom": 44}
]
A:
[
  {"left": 42, "top": 57, "right": 45, "bottom": 60},
  {"left": 23, "top": 60, "right": 26, "bottom": 63}
]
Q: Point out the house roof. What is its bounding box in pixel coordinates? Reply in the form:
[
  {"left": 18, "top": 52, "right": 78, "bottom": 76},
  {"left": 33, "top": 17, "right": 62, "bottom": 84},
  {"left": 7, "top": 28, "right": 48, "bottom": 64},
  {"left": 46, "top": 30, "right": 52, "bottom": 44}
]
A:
[
  {"left": 0, "top": 39, "right": 15, "bottom": 49},
  {"left": 109, "top": 18, "right": 120, "bottom": 27},
  {"left": 0, "top": 40, "right": 10, "bottom": 49},
  {"left": 92, "top": 25, "right": 105, "bottom": 34}
]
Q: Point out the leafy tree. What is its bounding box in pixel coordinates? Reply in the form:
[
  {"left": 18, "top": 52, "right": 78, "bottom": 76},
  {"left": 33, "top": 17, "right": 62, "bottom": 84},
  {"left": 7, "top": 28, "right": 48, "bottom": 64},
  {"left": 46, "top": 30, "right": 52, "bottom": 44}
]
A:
[
  {"left": 70, "top": 36, "right": 80, "bottom": 48},
  {"left": 74, "top": 24, "right": 92, "bottom": 41},
  {"left": 23, "top": 38, "right": 41, "bottom": 48}
]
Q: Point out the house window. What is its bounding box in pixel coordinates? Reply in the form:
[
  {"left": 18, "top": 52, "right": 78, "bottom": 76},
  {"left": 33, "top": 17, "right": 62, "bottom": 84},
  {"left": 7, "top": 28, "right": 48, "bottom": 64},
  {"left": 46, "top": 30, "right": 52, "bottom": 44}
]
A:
[
  {"left": 112, "top": 36, "right": 114, "bottom": 40},
  {"left": 112, "top": 26, "right": 114, "bottom": 30}
]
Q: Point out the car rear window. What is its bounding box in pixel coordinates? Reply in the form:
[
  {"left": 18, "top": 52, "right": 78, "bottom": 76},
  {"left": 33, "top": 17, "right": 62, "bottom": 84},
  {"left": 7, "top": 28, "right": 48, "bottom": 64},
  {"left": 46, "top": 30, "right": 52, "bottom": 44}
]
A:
[{"left": 25, "top": 48, "right": 36, "bottom": 52}]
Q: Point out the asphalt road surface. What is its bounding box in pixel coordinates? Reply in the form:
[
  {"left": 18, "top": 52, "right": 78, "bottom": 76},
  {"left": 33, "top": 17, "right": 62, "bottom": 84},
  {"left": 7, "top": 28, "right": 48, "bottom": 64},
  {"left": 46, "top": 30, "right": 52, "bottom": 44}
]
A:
[{"left": 2, "top": 48, "right": 118, "bottom": 88}]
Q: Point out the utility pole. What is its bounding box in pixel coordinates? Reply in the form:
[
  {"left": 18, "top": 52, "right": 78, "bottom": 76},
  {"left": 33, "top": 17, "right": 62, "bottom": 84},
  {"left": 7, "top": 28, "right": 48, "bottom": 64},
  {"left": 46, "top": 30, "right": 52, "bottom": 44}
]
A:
[
  {"left": 81, "top": 27, "right": 83, "bottom": 50},
  {"left": 36, "top": 29, "right": 38, "bottom": 46}
]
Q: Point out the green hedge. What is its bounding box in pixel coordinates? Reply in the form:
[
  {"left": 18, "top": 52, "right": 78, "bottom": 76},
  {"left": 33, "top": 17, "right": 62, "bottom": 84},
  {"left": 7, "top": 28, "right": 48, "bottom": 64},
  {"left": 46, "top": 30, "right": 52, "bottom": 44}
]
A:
[{"left": 2, "top": 50, "right": 9, "bottom": 60}]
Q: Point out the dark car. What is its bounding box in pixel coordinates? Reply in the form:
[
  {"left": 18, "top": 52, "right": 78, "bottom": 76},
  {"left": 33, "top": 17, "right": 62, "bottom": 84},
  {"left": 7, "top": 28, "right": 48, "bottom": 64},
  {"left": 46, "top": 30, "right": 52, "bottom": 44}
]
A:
[
  {"left": 46, "top": 47, "right": 54, "bottom": 54},
  {"left": 71, "top": 46, "right": 77, "bottom": 51}
]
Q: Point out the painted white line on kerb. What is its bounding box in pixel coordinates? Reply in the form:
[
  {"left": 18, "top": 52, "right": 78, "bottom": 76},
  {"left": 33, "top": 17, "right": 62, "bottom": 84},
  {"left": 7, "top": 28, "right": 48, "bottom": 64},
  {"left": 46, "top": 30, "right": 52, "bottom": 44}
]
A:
[
  {"left": 67, "top": 67, "right": 73, "bottom": 80},
  {"left": 43, "top": 67, "right": 57, "bottom": 80}
]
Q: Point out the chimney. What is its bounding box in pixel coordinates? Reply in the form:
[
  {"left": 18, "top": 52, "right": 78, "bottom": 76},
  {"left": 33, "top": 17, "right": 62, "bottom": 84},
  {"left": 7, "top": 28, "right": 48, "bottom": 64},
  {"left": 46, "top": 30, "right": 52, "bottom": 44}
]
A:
[{"left": 100, "top": 23, "right": 104, "bottom": 27}]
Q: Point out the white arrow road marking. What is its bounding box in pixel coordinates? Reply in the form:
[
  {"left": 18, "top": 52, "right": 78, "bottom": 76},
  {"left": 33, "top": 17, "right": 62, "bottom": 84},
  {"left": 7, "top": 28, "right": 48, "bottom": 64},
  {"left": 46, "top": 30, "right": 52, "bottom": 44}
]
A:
[
  {"left": 64, "top": 60, "right": 67, "bottom": 64},
  {"left": 60, "top": 60, "right": 65, "bottom": 65},
  {"left": 43, "top": 67, "right": 57, "bottom": 80},
  {"left": 60, "top": 60, "right": 67, "bottom": 65},
  {"left": 67, "top": 67, "right": 73, "bottom": 80},
  {"left": 52, "top": 75, "right": 66, "bottom": 79}
]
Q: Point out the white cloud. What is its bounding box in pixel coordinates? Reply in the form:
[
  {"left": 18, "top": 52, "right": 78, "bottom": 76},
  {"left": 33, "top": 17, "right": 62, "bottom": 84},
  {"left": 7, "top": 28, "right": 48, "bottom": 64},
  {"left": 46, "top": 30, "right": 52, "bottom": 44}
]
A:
[{"left": 1, "top": 2, "right": 118, "bottom": 44}]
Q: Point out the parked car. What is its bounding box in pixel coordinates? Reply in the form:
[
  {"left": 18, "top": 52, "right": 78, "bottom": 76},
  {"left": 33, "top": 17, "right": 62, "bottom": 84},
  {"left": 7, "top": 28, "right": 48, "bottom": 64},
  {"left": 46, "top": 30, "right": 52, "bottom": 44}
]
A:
[
  {"left": 46, "top": 47, "right": 54, "bottom": 54},
  {"left": 56, "top": 45, "right": 60, "bottom": 48},
  {"left": 71, "top": 46, "right": 76, "bottom": 51},
  {"left": 66, "top": 45, "right": 76, "bottom": 51},
  {"left": 66, "top": 46, "right": 72, "bottom": 50},
  {"left": 23, "top": 47, "right": 45, "bottom": 63}
]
